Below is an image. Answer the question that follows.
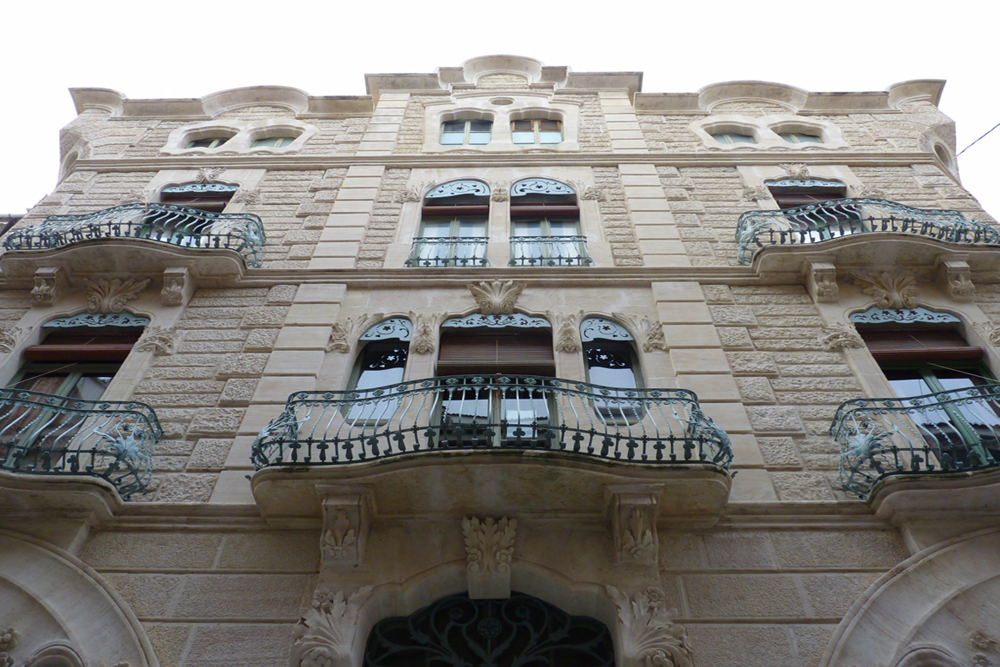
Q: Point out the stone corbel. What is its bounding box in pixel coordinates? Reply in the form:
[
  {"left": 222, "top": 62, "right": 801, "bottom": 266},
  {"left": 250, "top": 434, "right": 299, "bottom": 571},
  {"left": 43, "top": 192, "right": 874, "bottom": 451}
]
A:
[
  {"left": 805, "top": 261, "right": 838, "bottom": 303},
  {"left": 161, "top": 267, "right": 194, "bottom": 306},
  {"left": 462, "top": 516, "right": 516, "bottom": 599},
  {"left": 31, "top": 267, "right": 64, "bottom": 307},
  {"left": 937, "top": 256, "right": 975, "bottom": 301},
  {"left": 319, "top": 488, "right": 374, "bottom": 568},
  {"left": 607, "top": 486, "right": 661, "bottom": 567}
]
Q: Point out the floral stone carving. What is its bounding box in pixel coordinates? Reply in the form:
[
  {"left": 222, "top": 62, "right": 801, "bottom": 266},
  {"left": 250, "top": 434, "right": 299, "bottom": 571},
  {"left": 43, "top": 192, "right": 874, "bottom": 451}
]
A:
[
  {"left": 463, "top": 516, "right": 516, "bottom": 599},
  {"left": 161, "top": 267, "right": 189, "bottom": 306},
  {"left": 195, "top": 167, "right": 225, "bottom": 183},
  {"left": 779, "top": 163, "right": 810, "bottom": 180},
  {"left": 408, "top": 311, "right": 444, "bottom": 354},
  {"left": 852, "top": 271, "right": 919, "bottom": 309},
  {"left": 606, "top": 586, "right": 693, "bottom": 667},
  {"left": 548, "top": 310, "right": 583, "bottom": 353},
  {"left": 134, "top": 326, "right": 180, "bottom": 356},
  {"left": 326, "top": 315, "right": 383, "bottom": 353},
  {"left": 321, "top": 491, "right": 371, "bottom": 567},
  {"left": 819, "top": 323, "right": 865, "bottom": 350},
  {"left": 291, "top": 586, "right": 374, "bottom": 667},
  {"left": 975, "top": 322, "right": 1000, "bottom": 347},
  {"left": 0, "top": 628, "right": 18, "bottom": 652},
  {"left": 468, "top": 280, "right": 525, "bottom": 315},
  {"left": 84, "top": 278, "right": 150, "bottom": 313},
  {"left": 613, "top": 313, "right": 668, "bottom": 353},
  {"left": 31, "top": 267, "right": 61, "bottom": 306},
  {"left": 0, "top": 328, "right": 25, "bottom": 354},
  {"left": 741, "top": 185, "right": 770, "bottom": 201}
]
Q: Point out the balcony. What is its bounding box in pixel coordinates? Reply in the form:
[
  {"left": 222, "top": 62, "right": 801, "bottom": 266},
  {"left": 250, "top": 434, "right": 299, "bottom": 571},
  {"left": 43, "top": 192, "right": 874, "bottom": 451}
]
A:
[
  {"left": 405, "top": 237, "right": 489, "bottom": 267},
  {"left": 736, "top": 198, "right": 1000, "bottom": 266},
  {"left": 0, "top": 387, "right": 160, "bottom": 499},
  {"left": 509, "top": 236, "right": 592, "bottom": 267},
  {"left": 251, "top": 375, "right": 733, "bottom": 521},
  {"left": 834, "top": 385, "right": 1000, "bottom": 498},
  {"left": 2, "top": 203, "right": 266, "bottom": 272}
]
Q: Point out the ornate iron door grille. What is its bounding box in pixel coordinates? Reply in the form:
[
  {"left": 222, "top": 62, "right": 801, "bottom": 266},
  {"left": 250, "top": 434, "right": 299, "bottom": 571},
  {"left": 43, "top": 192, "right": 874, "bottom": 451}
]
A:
[{"left": 363, "top": 592, "right": 614, "bottom": 667}]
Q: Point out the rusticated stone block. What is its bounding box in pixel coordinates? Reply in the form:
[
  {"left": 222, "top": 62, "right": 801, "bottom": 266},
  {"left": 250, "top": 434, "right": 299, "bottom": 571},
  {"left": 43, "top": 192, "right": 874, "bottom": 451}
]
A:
[
  {"left": 220, "top": 378, "right": 258, "bottom": 406},
  {"left": 240, "top": 307, "right": 289, "bottom": 329},
  {"left": 82, "top": 532, "right": 222, "bottom": 569},
  {"left": 717, "top": 327, "right": 753, "bottom": 349},
  {"left": 684, "top": 573, "right": 805, "bottom": 618},
  {"left": 726, "top": 352, "right": 778, "bottom": 376},
  {"left": 792, "top": 625, "right": 837, "bottom": 667},
  {"left": 701, "top": 284, "right": 734, "bottom": 303},
  {"left": 746, "top": 406, "right": 804, "bottom": 433},
  {"left": 244, "top": 329, "right": 279, "bottom": 352},
  {"left": 771, "top": 471, "right": 835, "bottom": 501},
  {"left": 154, "top": 473, "right": 218, "bottom": 503},
  {"left": 710, "top": 305, "right": 758, "bottom": 326},
  {"left": 188, "top": 408, "right": 246, "bottom": 436},
  {"left": 172, "top": 574, "right": 310, "bottom": 618},
  {"left": 686, "top": 625, "right": 798, "bottom": 667},
  {"left": 217, "top": 353, "right": 269, "bottom": 378},
  {"left": 772, "top": 530, "right": 908, "bottom": 569},
  {"left": 267, "top": 285, "right": 298, "bottom": 304},
  {"left": 216, "top": 533, "right": 320, "bottom": 571},
  {"left": 703, "top": 532, "right": 777, "bottom": 569},
  {"left": 802, "top": 573, "right": 883, "bottom": 617},
  {"left": 135, "top": 380, "right": 226, "bottom": 395},
  {"left": 757, "top": 437, "right": 802, "bottom": 468},
  {"left": 658, "top": 532, "right": 706, "bottom": 570},
  {"left": 143, "top": 623, "right": 192, "bottom": 667},
  {"left": 188, "top": 439, "right": 234, "bottom": 470},
  {"left": 185, "top": 624, "right": 293, "bottom": 667},
  {"left": 102, "top": 573, "right": 181, "bottom": 617},
  {"left": 736, "top": 377, "right": 776, "bottom": 404}
]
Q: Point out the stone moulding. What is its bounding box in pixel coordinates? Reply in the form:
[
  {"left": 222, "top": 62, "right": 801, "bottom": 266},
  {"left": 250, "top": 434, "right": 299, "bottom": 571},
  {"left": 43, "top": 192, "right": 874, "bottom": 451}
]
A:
[
  {"left": 468, "top": 280, "right": 525, "bottom": 314},
  {"left": 463, "top": 516, "right": 516, "bottom": 599},
  {"left": 291, "top": 586, "right": 373, "bottom": 667},
  {"left": 606, "top": 585, "right": 693, "bottom": 667}
]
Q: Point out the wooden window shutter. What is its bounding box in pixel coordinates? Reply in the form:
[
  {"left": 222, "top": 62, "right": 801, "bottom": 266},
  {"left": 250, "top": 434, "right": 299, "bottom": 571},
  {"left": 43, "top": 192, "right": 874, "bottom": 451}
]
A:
[
  {"left": 859, "top": 328, "right": 984, "bottom": 363},
  {"left": 23, "top": 330, "right": 143, "bottom": 363},
  {"left": 437, "top": 330, "right": 555, "bottom": 376}
]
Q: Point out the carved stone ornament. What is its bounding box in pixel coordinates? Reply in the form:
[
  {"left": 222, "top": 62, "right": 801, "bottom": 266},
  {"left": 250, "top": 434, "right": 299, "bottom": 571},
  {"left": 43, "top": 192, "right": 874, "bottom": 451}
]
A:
[
  {"left": 490, "top": 181, "right": 510, "bottom": 202},
  {"left": 939, "top": 259, "right": 975, "bottom": 301},
  {"left": 463, "top": 516, "right": 516, "bottom": 599},
  {"left": 852, "top": 271, "right": 919, "bottom": 309},
  {"left": 605, "top": 586, "right": 693, "bottom": 667},
  {"left": 548, "top": 310, "right": 583, "bottom": 353},
  {"left": 0, "top": 628, "right": 19, "bottom": 652},
  {"left": 854, "top": 183, "right": 887, "bottom": 198},
  {"left": 231, "top": 188, "right": 261, "bottom": 206},
  {"left": 741, "top": 185, "right": 770, "bottom": 201},
  {"left": 393, "top": 185, "right": 422, "bottom": 203},
  {"left": 291, "top": 586, "right": 374, "bottom": 667},
  {"left": 468, "top": 280, "right": 525, "bottom": 315},
  {"left": 195, "top": 167, "right": 225, "bottom": 183},
  {"left": 974, "top": 322, "right": 1000, "bottom": 347},
  {"left": 610, "top": 491, "right": 658, "bottom": 566},
  {"left": 326, "top": 314, "right": 384, "bottom": 353},
  {"left": 613, "top": 313, "right": 668, "bottom": 353},
  {"left": 408, "top": 311, "right": 445, "bottom": 354},
  {"left": 580, "top": 186, "right": 607, "bottom": 202},
  {"left": 321, "top": 492, "right": 371, "bottom": 567},
  {"left": 0, "top": 654, "right": 12, "bottom": 667},
  {"left": 161, "top": 267, "right": 188, "bottom": 307},
  {"left": 31, "top": 267, "right": 62, "bottom": 306},
  {"left": 84, "top": 278, "right": 150, "bottom": 314},
  {"left": 806, "top": 261, "right": 838, "bottom": 303},
  {"left": 0, "top": 327, "right": 25, "bottom": 354},
  {"left": 118, "top": 189, "right": 150, "bottom": 205},
  {"left": 134, "top": 326, "right": 180, "bottom": 356},
  {"left": 971, "top": 630, "right": 1000, "bottom": 653},
  {"left": 779, "top": 163, "right": 810, "bottom": 180},
  {"left": 818, "top": 322, "right": 865, "bottom": 350}
]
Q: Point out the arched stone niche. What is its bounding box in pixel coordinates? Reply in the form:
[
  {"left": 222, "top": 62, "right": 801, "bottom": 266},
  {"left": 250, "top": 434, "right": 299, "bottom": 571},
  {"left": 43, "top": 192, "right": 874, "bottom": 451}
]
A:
[
  {"left": 0, "top": 530, "right": 157, "bottom": 667},
  {"left": 821, "top": 527, "right": 1000, "bottom": 667}
]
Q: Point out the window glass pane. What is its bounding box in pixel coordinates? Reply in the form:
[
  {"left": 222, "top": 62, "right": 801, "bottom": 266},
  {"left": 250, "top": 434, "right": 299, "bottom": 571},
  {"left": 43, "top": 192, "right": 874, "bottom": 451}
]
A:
[
  {"left": 512, "top": 120, "right": 533, "bottom": 131},
  {"left": 547, "top": 220, "right": 578, "bottom": 237},
  {"left": 467, "top": 132, "right": 491, "bottom": 145},
  {"left": 539, "top": 132, "right": 562, "bottom": 144},
  {"left": 469, "top": 120, "right": 492, "bottom": 133},
  {"left": 539, "top": 120, "right": 560, "bottom": 131},
  {"left": 781, "top": 132, "right": 822, "bottom": 144},
  {"left": 69, "top": 375, "right": 114, "bottom": 402},
  {"left": 251, "top": 137, "right": 280, "bottom": 148},
  {"left": 440, "top": 133, "right": 464, "bottom": 145},
  {"left": 457, "top": 219, "right": 487, "bottom": 236},
  {"left": 442, "top": 121, "right": 465, "bottom": 132},
  {"left": 512, "top": 132, "right": 534, "bottom": 144},
  {"left": 727, "top": 133, "right": 755, "bottom": 144},
  {"left": 188, "top": 137, "right": 228, "bottom": 148},
  {"left": 419, "top": 220, "right": 451, "bottom": 238}
]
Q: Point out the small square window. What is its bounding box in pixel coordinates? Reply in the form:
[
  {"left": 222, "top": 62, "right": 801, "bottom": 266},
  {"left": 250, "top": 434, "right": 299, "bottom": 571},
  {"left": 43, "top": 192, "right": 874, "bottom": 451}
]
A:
[{"left": 441, "top": 120, "right": 493, "bottom": 146}]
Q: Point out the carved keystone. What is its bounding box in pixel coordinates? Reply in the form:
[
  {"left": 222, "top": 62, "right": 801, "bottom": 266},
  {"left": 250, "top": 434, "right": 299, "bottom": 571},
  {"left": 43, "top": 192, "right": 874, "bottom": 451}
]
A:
[
  {"left": 320, "top": 488, "right": 373, "bottom": 568},
  {"left": 805, "top": 261, "right": 838, "bottom": 303},
  {"left": 607, "top": 486, "right": 660, "bottom": 567},
  {"left": 462, "top": 516, "right": 516, "bottom": 599}
]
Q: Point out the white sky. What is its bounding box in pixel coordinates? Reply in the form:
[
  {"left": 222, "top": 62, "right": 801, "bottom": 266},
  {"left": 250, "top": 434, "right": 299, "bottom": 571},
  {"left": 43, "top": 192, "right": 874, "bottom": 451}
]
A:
[{"left": 4, "top": 2, "right": 998, "bottom": 219}]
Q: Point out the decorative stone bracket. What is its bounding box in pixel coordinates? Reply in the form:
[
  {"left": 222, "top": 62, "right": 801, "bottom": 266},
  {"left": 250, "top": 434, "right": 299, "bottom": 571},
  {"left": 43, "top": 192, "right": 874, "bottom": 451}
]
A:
[
  {"left": 462, "top": 516, "right": 517, "bottom": 599},
  {"left": 161, "top": 267, "right": 194, "bottom": 306},
  {"left": 607, "top": 486, "right": 660, "bottom": 567},
  {"left": 937, "top": 256, "right": 975, "bottom": 301},
  {"left": 31, "top": 267, "right": 64, "bottom": 307},
  {"left": 468, "top": 280, "right": 525, "bottom": 315},
  {"left": 320, "top": 488, "right": 373, "bottom": 568},
  {"left": 606, "top": 586, "right": 694, "bottom": 667},
  {"left": 805, "top": 261, "right": 838, "bottom": 303}
]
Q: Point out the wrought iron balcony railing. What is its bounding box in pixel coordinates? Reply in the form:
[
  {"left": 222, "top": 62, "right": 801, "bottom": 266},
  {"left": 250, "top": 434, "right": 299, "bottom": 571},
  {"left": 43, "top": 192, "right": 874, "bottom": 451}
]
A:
[
  {"left": 2, "top": 203, "right": 267, "bottom": 268},
  {"left": 735, "top": 198, "right": 1000, "bottom": 265},
  {"left": 251, "top": 374, "right": 733, "bottom": 470},
  {"left": 0, "top": 387, "right": 161, "bottom": 498},
  {"left": 834, "top": 385, "right": 1000, "bottom": 497},
  {"left": 509, "top": 236, "right": 593, "bottom": 267},
  {"left": 405, "top": 237, "right": 489, "bottom": 267}
]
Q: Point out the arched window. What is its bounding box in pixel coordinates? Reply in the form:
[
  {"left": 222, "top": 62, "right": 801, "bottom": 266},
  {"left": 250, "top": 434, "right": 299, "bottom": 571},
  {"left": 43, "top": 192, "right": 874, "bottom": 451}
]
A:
[
  {"left": 440, "top": 119, "right": 493, "bottom": 145},
  {"left": 765, "top": 178, "right": 859, "bottom": 242},
  {"left": 364, "top": 592, "right": 614, "bottom": 667},
  {"left": 850, "top": 306, "right": 1000, "bottom": 469},
  {"left": 347, "top": 318, "right": 411, "bottom": 422},
  {"left": 581, "top": 318, "right": 641, "bottom": 419},
  {"left": 509, "top": 178, "right": 590, "bottom": 267},
  {"left": 511, "top": 118, "right": 562, "bottom": 144},
  {"left": 407, "top": 180, "right": 490, "bottom": 267}
]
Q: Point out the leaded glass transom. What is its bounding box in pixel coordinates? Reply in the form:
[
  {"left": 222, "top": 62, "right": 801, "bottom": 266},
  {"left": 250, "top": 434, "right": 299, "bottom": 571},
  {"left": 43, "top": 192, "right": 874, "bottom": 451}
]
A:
[
  {"left": 425, "top": 180, "right": 490, "bottom": 199},
  {"left": 849, "top": 307, "right": 961, "bottom": 325},
  {"left": 442, "top": 313, "right": 551, "bottom": 329},
  {"left": 511, "top": 178, "right": 575, "bottom": 198},
  {"left": 43, "top": 313, "right": 151, "bottom": 328},
  {"left": 580, "top": 318, "right": 633, "bottom": 341},
  {"left": 359, "top": 319, "right": 412, "bottom": 342}
]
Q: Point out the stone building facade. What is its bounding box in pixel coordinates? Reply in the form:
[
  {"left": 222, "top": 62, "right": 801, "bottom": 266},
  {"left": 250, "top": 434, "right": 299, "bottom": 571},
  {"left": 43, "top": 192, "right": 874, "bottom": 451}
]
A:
[{"left": 0, "top": 56, "right": 998, "bottom": 667}]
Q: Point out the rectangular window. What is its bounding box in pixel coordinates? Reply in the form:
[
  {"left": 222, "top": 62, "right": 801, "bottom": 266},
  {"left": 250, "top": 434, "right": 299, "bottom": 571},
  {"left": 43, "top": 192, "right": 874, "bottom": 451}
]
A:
[
  {"left": 441, "top": 120, "right": 492, "bottom": 145},
  {"left": 510, "top": 218, "right": 589, "bottom": 266},
  {"left": 511, "top": 119, "right": 562, "bottom": 145},
  {"left": 408, "top": 217, "right": 488, "bottom": 267}
]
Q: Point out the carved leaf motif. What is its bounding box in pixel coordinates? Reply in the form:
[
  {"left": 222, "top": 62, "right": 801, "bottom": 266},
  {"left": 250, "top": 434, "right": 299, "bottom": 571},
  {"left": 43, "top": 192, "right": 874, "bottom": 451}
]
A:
[
  {"left": 393, "top": 185, "right": 422, "bottom": 203},
  {"left": 490, "top": 181, "right": 510, "bottom": 202},
  {"left": 950, "top": 274, "right": 975, "bottom": 298},
  {"left": 0, "top": 628, "right": 18, "bottom": 652},
  {"left": 409, "top": 311, "right": 444, "bottom": 355},
  {"left": 0, "top": 328, "right": 24, "bottom": 354},
  {"left": 741, "top": 185, "right": 769, "bottom": 201},
  {"left": 326, "top": 323, "right": 351, "bottom": 353},
  {"left": 196, "top": 167, "right": 225, "bottom": 183},
  {"left": 134, "top": 326, "right": 180, "bottom": 356},
  {"left": 326, "top": 315, "right": 384, "bottom": 353},
  {"left": 606, "top": 586, "right": 693, "bottom": 667},
  {"left": 852, "top": 271, "right": 919, "bottom": 309},
  {"left": 84, "top": 278, "right": 150, "bottom": 313},
  {"left": 818, "top": 323, "right": 865, "bottom": 351},
  {"left": 462, "top": 516, "right": 517, "bottom": 574},
  {"left": 468, "top": 280, "right": 525, "bottom": 315},
  {"left": 975, "top": 322, "right": 1000, "bottom": 347},
  {"left": 621, "top": 509, "right": 656, "bottom": 565},
  {"left": 291, "top": 587, "right": 374, "bottom": 667},
  {"left": 580, "top": 186, "right": 607, "bottom": 202},
  {"left": 548, "top": 310, "right": 583, "bottom": 353},
  {"left": 323, "top": 510, "right": 357, "bottom": 559},
  {"left": 613, "top": 313, "right": 668, "bottom": 353},
  {"left": 779, "top": 163, "right": 810, "bottom": 180},
  {"left": 231, "top": 188, "right": 261, "bottom": 205}
]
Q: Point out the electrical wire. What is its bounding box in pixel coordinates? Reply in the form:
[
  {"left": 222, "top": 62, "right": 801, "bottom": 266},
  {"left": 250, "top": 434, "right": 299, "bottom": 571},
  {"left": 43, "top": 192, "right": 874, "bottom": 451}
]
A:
[{"left": 958, "top": 121, "right": 1000, "bottom": 156}]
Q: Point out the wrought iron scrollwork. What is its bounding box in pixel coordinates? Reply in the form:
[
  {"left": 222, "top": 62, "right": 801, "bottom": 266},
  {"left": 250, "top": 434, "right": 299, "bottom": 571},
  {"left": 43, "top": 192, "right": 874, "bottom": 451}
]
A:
[
  {"left": 511, "top": 178, "right": 576, "bottom": 197},
  {"left": 425, "top": 180, "right": 491, "bottom": 199},
  {"left": 580, "top": 318, "right": 634, "bottom": 341},
  {"left": 848, "top": 307, "right": 961, "bottom": 325},
  {"left": 43, "top": 313, "right": 151, "bottom": 328},
  {"left": 363, "top": 593, "right": 614, "bottom": 667}
]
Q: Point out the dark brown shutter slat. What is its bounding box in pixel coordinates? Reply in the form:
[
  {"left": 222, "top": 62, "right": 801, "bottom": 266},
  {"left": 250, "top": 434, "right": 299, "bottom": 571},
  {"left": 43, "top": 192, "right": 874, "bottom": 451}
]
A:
[
  {"left": 860, "top": 328, "right": 984, "bottom": 363},
  {"left": 421, "top": 205, "right": 490, "bottom": 216},
  {"left": 509, "top": 205, "right": 580, "bottom": 218},
  {"left": 437, "top": 332, "right": 554, "bottom": 376},
  {"left": 24, "top": 344, "right": 135, "bottom": 362}
]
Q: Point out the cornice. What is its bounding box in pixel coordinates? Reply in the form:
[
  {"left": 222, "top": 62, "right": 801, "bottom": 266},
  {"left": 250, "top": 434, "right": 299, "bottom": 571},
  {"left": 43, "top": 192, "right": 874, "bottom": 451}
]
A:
[{"left": 73, "top": 150, "right": 939, "bottom": 173}]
